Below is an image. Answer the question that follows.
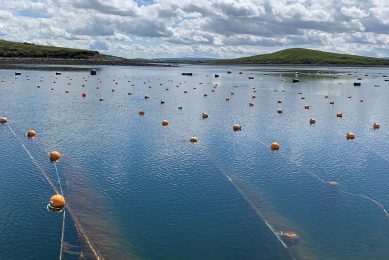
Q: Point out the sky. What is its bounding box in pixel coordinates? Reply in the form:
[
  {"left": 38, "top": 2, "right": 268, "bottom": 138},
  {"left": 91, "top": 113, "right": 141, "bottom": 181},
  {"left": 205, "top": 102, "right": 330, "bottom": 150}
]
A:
[{"left": 0, "top": 0, "right": 388, "bottom": 59}]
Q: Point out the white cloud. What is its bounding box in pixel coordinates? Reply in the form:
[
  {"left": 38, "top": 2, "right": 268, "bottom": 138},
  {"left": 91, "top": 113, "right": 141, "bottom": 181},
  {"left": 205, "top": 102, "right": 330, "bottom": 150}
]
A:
[{"left": 0, "top": 0, "right": 388, "bottom": 58}]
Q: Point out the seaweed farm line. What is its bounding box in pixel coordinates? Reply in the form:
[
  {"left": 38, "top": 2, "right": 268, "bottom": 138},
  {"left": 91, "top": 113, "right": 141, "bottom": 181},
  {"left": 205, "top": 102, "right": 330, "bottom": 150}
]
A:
[{"left": 1, "top": 65, "right": 389, "bottom": 259}]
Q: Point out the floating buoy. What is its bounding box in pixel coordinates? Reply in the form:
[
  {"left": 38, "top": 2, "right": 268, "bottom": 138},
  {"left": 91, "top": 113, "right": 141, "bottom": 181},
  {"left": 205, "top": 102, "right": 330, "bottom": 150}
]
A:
[
  {"left": 161, "top": 120, "right": 169, "bottom": 126},
  {"left": 225, "top": 97, "right": 230, "bottom": 101},
  {"left": 202, "top": 113, "right": 209, "bottom": 119},
  {"left": 309, "top": 118, "right": 316, "bottom": 125},
  {"left": 360, "top": 99, "right": 363, "bottom": 102},
  {"left": 0, "top": 116, "right": 8, "bottom": 124},
  {"left": 48, "top": 194, "right": 65, "bottom": 212},
  {"left": 347, "top": 132, "right": 355, "bottom": 140},
  {"left": 330, "top": 101, "right": 335, "bottom": 105},
  {"left": 252, "top": 95, "right": 256, "bottom": 99},
  {"left": 324, "top": 95, "right": 329, "bottom": 99},
  {"left": 328, "top": 181, "right": 340, "bottom": 187},
  {"left": 144, "top": 95, "right": 149, "bottom": 99},
  {"left": 139, "top": 110, "right": 145, "bottom": 116},
  {"left": 278, "top": 100, "right": 282, "bottom": 104},
  {"left": 304, "top": 105, "right": 310, "bottom": 109},
  {"left": 128, "top": 92, "right": 132, "bottom": 96},
  {"left": 277, "top": 109, "right": 283, "bottom": 114},
  {"left": 178, "top": 106, "right": 183, "bottom": 110},
  {"left": 49, "top": 151, "right": 61, "bottom": 162},
  {"left": 279, "top": 231, "right": 300, "bottom": 245},
  {"left": 373, "top": 123, "right": 380, "bottom": 130},
  {"left": 204, "top": 93, "right": 208, "bottom": 97},
  {"left": 271, "top": 142, "right": 280, "bottom": 151},
  {"left": 26, "top": 130, "right": 37, "bottom": 138},
  {"left": 301, "top": 97, "right": 305, "bottom": 100},
  {"left": 249, "top": 102, "right": 254, "bottom": 107},
  {"left": 336, "top": 112, "right": 343, "bottom": 118},
  {"left": 82, "top": 93, "right": 87, "bottom": 97},
  {"left": 233, "top": 124, "right": 241, "bottom": 131},
  {"left": 190, "top": 136, "right": 198, "bottom": 143},
  {"left": 99, "top": 97, "right": 104, "bottom": 102},
  {"left": 161, "top": 100, "right": 165, "bottom": 104}
]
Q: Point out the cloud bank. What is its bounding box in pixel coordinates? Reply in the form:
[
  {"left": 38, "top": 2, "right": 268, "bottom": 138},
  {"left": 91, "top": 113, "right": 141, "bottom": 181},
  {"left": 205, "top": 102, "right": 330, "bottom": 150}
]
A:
[{"left": 0, "top": 0, "right": 388, "bottom": 58}]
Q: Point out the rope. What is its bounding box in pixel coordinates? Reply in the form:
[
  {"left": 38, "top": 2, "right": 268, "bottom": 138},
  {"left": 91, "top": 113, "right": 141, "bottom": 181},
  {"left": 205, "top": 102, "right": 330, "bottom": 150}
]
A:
[{"left": 5, "top": 123, "right": 102, "bottom": 260}]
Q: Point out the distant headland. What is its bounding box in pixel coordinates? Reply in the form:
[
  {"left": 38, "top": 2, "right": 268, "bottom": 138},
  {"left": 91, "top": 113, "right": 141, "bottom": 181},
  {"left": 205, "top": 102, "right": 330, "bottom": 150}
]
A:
[{"left": 0, "top": 39, "right": 388, "bottom": 66}]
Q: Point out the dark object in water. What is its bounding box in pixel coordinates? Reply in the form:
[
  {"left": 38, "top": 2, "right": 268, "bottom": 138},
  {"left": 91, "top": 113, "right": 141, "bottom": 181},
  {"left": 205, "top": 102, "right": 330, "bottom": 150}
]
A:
[
  {"left": 292, "top": 79, "right": 299, "bottom": 83},
  {"left": 353, "top": 82, "right": 361, "bottom": 86},
  {"left": 249, "top": 77, "right": 254, "bottom": 79},
  {"left": 90, "top": 69, "right": 97, "bottom": 75},
  {"left": 227, "top": 71, "right": 232, "bottom": 74},
  {"left": 182, "top": 73, "right": 193, "bottom": 76},
  {"left": 15, "top": 72, "right": 21, "bottom": 75},
  {"left": 56, "top": 72, "right": 61, "bottom": 75},
  {"left": 215, "top": 74, "right": 219, "bottom": 78}
]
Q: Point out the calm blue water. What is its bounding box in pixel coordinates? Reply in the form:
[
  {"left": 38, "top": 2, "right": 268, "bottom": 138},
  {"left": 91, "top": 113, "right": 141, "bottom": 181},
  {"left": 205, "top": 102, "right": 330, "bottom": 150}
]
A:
[{"left": 1, "top": 65, "right": 389, "bottom": 259}]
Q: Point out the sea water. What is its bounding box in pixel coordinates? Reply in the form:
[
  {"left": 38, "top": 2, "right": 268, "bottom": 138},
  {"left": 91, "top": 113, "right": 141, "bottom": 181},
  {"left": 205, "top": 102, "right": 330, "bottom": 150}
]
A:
[{"left": 0, "top": 65, "right": 389, "bottom": 259}]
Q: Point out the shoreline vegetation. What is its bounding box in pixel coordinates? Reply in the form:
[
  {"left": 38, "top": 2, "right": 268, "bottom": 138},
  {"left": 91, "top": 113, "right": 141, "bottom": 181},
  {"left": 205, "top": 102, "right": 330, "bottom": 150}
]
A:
[{"left": 1, "top": 39, "right": 388, "bottom": 67}]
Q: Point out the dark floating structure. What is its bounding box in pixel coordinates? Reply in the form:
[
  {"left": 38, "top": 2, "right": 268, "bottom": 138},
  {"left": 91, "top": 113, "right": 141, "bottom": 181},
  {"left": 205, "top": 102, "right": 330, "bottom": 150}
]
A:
[
  {"left": 181, "top": 73, "right": 192, "bottom": 76},
  {"left": 353, "top": 82, "right": 361, "bottom": 86},
  {"left": 90, "top": 69, "right": 97, "bottom": 75},
  {"left": 292, "top": 79, "right": 299, "bottom": 83}
]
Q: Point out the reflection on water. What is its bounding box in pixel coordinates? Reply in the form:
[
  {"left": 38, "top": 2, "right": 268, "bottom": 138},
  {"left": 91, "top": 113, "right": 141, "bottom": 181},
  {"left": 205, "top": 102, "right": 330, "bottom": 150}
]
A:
[{"left": 1, "top": 65, "right": 389, "bottom": 259}]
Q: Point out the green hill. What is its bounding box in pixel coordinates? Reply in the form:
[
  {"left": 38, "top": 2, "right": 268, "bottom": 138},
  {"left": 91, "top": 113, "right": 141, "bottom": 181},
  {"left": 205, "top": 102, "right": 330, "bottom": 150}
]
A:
[
  {"left": 0, "top": 39, "right": 100, "bottom": 59},
  {"left": 209, "top": 48, "right": 389, "bottom": 66}
]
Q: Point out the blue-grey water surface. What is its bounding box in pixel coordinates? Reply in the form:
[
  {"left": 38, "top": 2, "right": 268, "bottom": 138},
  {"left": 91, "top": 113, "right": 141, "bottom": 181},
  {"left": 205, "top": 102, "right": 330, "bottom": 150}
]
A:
[{"left": 1, "top": 65, "right": 389, "bottom": 259}]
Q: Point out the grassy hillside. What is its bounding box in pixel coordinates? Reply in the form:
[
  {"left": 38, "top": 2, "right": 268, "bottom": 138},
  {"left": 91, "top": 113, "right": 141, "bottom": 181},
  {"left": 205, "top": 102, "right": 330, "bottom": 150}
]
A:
[
  {"left": 0, "top": 39, "right": 100, "bottom": 59},
  {"left": 209, "top": 48, "right": 389, "bottom": 66}
]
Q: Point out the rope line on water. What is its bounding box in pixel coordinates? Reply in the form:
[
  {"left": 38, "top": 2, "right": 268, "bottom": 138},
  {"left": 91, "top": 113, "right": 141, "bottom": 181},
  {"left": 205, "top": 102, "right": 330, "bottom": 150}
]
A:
[{"left": 6, "top": 123, "right": 102, "bottom": 260}]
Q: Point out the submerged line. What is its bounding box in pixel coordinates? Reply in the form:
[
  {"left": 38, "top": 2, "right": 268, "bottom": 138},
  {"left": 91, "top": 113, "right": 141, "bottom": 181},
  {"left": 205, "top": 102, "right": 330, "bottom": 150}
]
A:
[
  {"left": 6, "top": 123, "right": 103, "bottom": 260},
  {"left": 59, "top": 210, "right": 66, "bottom": 260}
]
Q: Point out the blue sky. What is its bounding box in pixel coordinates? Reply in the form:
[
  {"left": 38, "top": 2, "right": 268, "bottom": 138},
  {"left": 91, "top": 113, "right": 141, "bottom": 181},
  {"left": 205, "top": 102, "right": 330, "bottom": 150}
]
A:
[{"left": 0, "top": 0, "right": 388, "bottom": 59}]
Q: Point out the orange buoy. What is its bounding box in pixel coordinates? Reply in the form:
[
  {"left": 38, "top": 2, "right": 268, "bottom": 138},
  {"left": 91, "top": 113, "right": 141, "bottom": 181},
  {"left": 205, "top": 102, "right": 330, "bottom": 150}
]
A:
[
  {"left": 336, "top": 112, "right": 343, "bottom": 118},
  {"left": 48, "top": 194, "right": 65, "bottom": 211},
  {"left": 162, "top": 120, "right": 169, "bottom": 126},
  {"left": 0, "top": 116, "right": 8, "bottom": 124},
  {"left": 202, "top": 113, "right": 209, "bottom": 119},
  {"left": 26, "top": 129, "right": 37, "bottom": 138},
  {"left": 373, "top": 122, "right": 380, "bottom": 130},
  {"left": 190, "top": 136, "right": 198, "bottom": 143},
  {"left": 346, "top": 132, "right": 355, "bottom": 140},
  {"left": 139, "top": 110, "right": 145, "bottom": 116},
  {"left": 279, "top": 231, "right": 300, "bottom": 245},
  {"left": 50, "top": 151, "right": 61, "bottom": 162},
  {"left": 233, "top": 124, "right": 241, "bottom": 131},
  {"left": 309, "top": 118, "right": 316, "bottom": 125},
  {"left": 271, "top": 142, "right": 280, "bottom": 151},
  {"left": 304, "top": 105, "right": 310, "bottom": 109}
]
